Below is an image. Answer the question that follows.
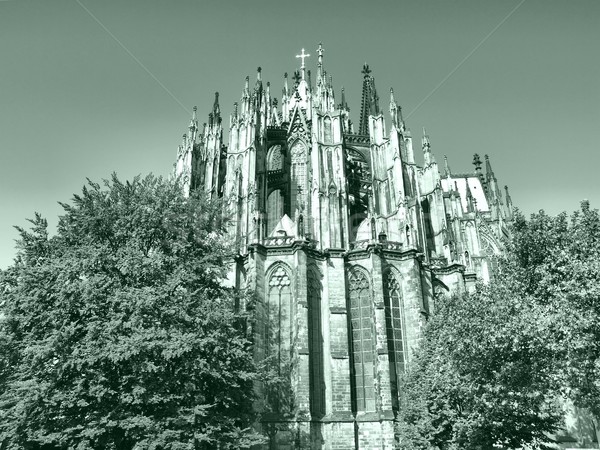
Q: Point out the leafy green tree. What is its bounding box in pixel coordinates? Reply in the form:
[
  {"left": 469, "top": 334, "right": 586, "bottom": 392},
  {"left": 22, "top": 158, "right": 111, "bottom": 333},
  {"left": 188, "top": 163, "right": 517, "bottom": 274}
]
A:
[
  {"left": 0, "top": 174, "right": 263, "bottom": 449},
  {"left": 509, "top": 202, "right": 600, "bottom": 444},
  {"left": 396, "top": 280, "right": 563, "bottom": 449},
  {"left": 397, "top": 201, "right": 600, "bottom": 448}
]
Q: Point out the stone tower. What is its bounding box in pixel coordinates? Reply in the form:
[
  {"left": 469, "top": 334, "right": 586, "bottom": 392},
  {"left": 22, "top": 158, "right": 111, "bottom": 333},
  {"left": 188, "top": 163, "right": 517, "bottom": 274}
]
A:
[{"left": 174, "top": 44, "right": 513, "bottom": 449}]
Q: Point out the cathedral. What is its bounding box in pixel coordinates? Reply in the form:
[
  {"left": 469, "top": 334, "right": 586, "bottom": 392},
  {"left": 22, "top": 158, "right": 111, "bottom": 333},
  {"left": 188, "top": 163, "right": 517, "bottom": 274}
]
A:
[{"left": 174, "top": 45, "right": 513, "bottom": 449}]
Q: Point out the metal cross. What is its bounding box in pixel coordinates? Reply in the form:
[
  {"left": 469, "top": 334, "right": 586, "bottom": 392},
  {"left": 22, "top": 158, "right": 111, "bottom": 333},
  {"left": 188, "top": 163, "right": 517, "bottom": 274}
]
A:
[{"left": 296, "top": 48, "right": 310, "bottom": 69}]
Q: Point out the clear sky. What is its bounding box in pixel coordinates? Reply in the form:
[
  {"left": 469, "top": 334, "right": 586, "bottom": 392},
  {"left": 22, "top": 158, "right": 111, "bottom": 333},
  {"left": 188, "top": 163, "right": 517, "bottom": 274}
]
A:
[{"left": 1, "top": 0, "right": 598, "bottom": 269}]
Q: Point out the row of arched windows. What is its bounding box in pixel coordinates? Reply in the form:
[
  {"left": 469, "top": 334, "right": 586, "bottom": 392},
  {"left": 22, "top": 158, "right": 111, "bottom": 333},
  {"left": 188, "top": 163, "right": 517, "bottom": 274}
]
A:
[{"left": 264, "top": 262, "right": 407, "bottom": 415}]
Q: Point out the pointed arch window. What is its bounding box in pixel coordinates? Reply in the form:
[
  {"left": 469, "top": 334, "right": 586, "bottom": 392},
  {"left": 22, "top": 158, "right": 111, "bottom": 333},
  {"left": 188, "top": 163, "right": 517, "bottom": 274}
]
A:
[
  {"left": 290, "top": 142, "right": 307, "bottom": 215},
  {"left": 383, "top": 270, "right": 407, "bottom": 410},
  {"left": 267, "top": 145, "right": 284, "bottom": 172},
  {"left": 307, "top": 269, "right": 324, "bottom": 417},
  {"left": 267, "top": 266, "right": 293, "bottom": 374},
  {"left": 348, "top": 267, "right": 375, "bottom": 412},
  {"left": 323, "top": 116, "right": 333, "bottom": 144},
  {"left": 267, "top": 189, "right": 285, "bottom": 235}
]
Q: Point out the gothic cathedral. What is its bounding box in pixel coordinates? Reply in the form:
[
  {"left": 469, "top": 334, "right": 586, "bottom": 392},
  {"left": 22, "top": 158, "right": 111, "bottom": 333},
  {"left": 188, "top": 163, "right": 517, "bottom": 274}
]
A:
[{"left": 174, "top": 45, "right": 513, "bottom": 449}]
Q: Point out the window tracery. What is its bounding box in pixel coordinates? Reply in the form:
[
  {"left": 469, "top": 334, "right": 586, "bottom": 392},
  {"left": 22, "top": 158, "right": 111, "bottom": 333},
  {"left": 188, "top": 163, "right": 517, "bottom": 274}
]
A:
[
  {"left": 267, "top": 265, "right": 293, "bottom": 375},
  {"left": 348, "top": 266, "right": 375, "bottom": 412},
  {"left": 383, "top": 269, "right": 406, "bottom": 409},
  {"left": 307, "top": 268, "right": 324, "bottom": 417}
]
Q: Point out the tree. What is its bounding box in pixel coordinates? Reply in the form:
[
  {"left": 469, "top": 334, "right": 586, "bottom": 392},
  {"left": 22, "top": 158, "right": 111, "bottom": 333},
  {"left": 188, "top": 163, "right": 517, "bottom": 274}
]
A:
[
  {"left": 0, "top": 174, "right": 263, "bottom": 449},
  {"left": 396, "top": 280, "right": 563, "bottom": 449},
  {"left": 508, "top": 202, "right": 600, "bottom": 445},
  {"left": 397, "top": 201, "right": 600, "bottom": 448}
]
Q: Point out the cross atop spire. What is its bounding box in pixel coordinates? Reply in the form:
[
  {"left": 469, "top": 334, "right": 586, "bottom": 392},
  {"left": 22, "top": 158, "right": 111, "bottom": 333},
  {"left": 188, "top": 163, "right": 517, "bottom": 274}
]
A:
[{"left": 296, "top": 48, "right": 310, "bottom": 79}]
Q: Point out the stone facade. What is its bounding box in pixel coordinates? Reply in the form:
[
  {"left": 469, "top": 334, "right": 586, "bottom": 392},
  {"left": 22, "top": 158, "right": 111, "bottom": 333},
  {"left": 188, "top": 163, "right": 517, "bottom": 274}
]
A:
[{"left": 174, "top": 44, "right": 513, "bottom": 449}]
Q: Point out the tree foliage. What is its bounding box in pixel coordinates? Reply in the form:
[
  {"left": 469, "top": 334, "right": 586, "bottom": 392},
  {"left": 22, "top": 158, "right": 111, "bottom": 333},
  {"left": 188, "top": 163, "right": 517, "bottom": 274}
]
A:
[
  {"left": 509, "top": 202, "right": 600, "bottom": 442},
  {"left": 397, "top": 201, "right": 600, "bottom": 448},
  {"left": 0, "top": 174, "right": 263, "bottom": 449},
  {"left": 396, "top": 281, "right": 563, "bottom": 449}
]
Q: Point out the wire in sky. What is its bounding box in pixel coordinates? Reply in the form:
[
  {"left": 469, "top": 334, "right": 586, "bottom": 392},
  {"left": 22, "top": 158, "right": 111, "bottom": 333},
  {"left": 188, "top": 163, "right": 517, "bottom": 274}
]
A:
[
  {"left": 74, "top": 0, "right": 191, "bottom": 115},
  {"left": 405, "top": 0, "right": 527, "bottom": 120}
]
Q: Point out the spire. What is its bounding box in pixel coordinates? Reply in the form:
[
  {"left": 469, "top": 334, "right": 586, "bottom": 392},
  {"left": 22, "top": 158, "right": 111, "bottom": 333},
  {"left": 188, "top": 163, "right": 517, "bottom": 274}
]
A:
[
  {"left": 230, "top": 102, "right": 239, "bottom": 127},
  {"left": 504, "top": 185, "right": 513, "bottom": 207},
  {"left": 422, "top": 127, "right": 430, "bottom": 149},
  {"left": 444, "top": 155, "right": 451, "bottom": 177},
  {"left": 472, "top": 153, "right": 482, "bottom": 176},
  {"left": 189, "top": 106, "right": 198, "bottom": 134},
  {"left": 317, "top": 42, "right": 324, "bottom": 78},
  {"left": 293, "top": 70, "right": 301, "bottom": 87},
  {"left": 241, "top": 75, "right": 250, "bottom": 115},
  {"left": 283, "top": 72, "right": 289, "bottom": 96},
  {"left": 484, "top": 154, "right": 496, "bottom": 181},
  {"left": 466, "top": 180, "right": 475, "bottom": 213},
  {"left": 358, "top": 63, "right": 381, "bottom": 135},
  {"left": 422, "top": 127, "right": 432, "bottom": 165},
  {"left": 389, "top": 88, "right": 398, "bottom": 128},
  {"left": 212, "top": 92, "right": 221, "bottom": 124},
  {"left": 339, "top": 86, "right": 349, "bottom": 110},
  {"left": 244, "top": 75, "right": 250, "bottom": 96}
]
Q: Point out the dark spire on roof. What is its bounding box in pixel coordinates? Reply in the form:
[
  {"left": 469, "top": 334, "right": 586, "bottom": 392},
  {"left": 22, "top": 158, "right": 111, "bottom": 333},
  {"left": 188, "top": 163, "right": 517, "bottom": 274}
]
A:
[
  {"left": 358, "top": 63, "right": 380, "bottom": 135},
  {"left": 339, "top": 86, "right": 349, "bottom": 110},
  {"left": 473, "top": 153, "right": 482, "bottom": 176},
  {"left": 484, "top": 154, "right": 496, "bottom": 181},
  {"left": 212, "top": 92, "right": 221, "bottom": 124},
  {"left": 444, "top": 155, "right": 451, "bottom": 177}
]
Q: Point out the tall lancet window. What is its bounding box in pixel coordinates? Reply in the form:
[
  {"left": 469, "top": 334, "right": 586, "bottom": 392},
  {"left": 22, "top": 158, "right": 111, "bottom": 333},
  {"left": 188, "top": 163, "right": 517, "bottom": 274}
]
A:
[
  {"left": 323, "top": 116, "right": 332, "bottom": 144},
  {"left": 267, "top": 189, "right": 284, "bottom": 235},
  {"left": 383, "top": 269, "right": 407, "bottom": 410},
  {"left": 348, "top": 267, "right": 375, "bottom": 412},
  {"left": 267, "top": 144, "right": 284, "bottom": 172},
  {"left": 307, "top": 268, "right": 324, "bottom": 417},
  {"left": 290, "top": 142, "right": 307, "bottom": 216},
  {"left": 267, "top": 265, "right": 293, "bottom": 374}
]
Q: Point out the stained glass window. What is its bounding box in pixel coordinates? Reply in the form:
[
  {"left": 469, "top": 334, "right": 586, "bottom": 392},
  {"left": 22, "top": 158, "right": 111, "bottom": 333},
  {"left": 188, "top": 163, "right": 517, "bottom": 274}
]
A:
[
  {"left": 383, "top": 269, "right": 406, "bottom": 409},
  {"left": 307, "top": 269, "right": 324, "bottom": 416},
  {"left": 348, "top": 267, "right": 375, "bottom": 412}
]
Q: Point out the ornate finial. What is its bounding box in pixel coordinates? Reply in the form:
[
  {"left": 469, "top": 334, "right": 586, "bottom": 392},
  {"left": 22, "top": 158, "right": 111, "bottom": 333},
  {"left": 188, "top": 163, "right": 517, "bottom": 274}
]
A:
[
  {"left": 484, "top": 154, "right": 496, "bottom": 181},
  {"left": 283, "top": 72, "right": 289, "bottom": 97},
  {"left": 389, "top": 88, "right": 398, "bottom": 127},
  {"left": 213, "top": 92, "right": 220, "bottom": 114},
  {"left": 473, "top": 153, "right": 482, "bottom": 173},
  {"left": 362, "top": 63, "right": 371, "bottom": 77},
  {"left": 422, "top": 127, "right": 430, "bottom": 148},
  {"left": 340, "top": 86, "right": 348, "bottom": 110},
  {"left": 192, "top": 105, "right": 197, "bottom": 119},
  {"left": 444, "top": 155, "right": 451, "bottom": 176},
  {"left": 317, "top": 43, "right": 324, "bottom": 78},
  {"left": 504, "top": 185, "right": 513, "bottom": 207}
]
